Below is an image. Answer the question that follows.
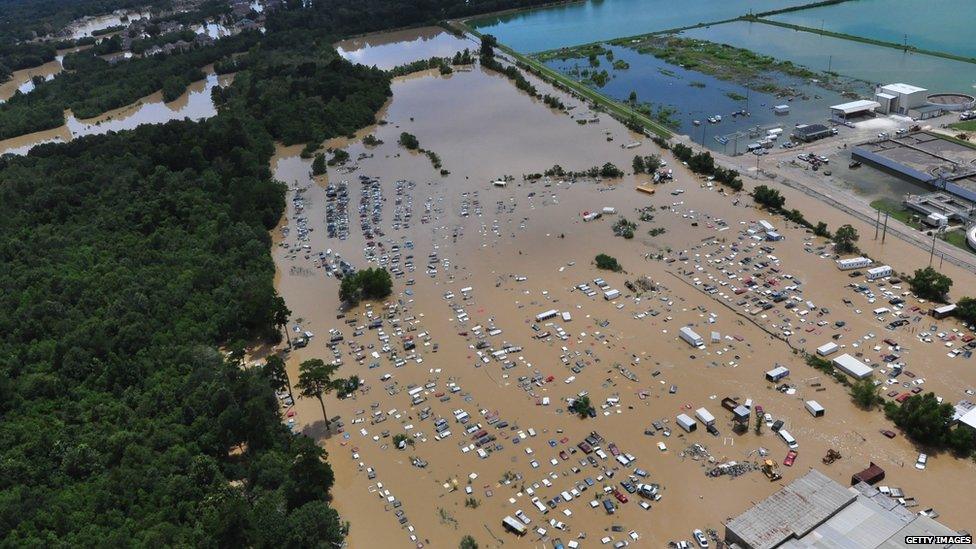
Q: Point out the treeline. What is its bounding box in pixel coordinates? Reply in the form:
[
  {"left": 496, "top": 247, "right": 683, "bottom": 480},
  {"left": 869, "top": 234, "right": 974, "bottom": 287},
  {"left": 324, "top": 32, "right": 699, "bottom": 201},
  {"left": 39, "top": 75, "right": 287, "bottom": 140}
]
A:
[
  {"left": 0, "top": 31, "right": 261, "bottom": 140},
  {"left": 670, "top": 142, "right": 743, "bottom": 191},
  {"left": 0, "top": 42, "right": 57, "bottom": 80},
  {"left": 0, "top": 0, "right": 168, "bottom": 43},
  {"left": 130, "top": 28, "right": 198, "bottom": 55},
  {"left": 387, "top": 50, "right": 474, "bottom": 77}
]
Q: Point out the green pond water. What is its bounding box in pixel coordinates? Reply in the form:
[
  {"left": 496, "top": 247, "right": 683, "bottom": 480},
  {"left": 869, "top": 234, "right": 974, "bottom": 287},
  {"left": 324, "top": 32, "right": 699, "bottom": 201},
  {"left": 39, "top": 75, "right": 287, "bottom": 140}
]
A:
[
  {"left": 470, "top": 0, "right": 812, "bottom": 53},
  {"left": 769, "top": 0, "right": 976, "bottom": 59}
]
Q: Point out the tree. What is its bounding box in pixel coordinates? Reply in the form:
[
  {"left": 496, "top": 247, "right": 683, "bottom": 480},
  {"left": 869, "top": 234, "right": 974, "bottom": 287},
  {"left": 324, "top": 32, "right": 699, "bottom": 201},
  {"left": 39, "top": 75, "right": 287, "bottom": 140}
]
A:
[
  {"left": 336, "top": 375, "right": 360, "bottom": 398},
  {"left": 398, "top": 132, "right": 420, "bottom": 150},
  {"left": 850, "top": 378, "right": 880, "bottom": 410},
  {"left": 909, "top": 267, "right": 952, "bottom": 302},
  {"left": 339, "top": 268, "right": 393, "bottom": 306},
  {"left": 833, "top": 224, "right": 859, "bottom": 254},
  {"left": 460, "top": 535, "right": 479, "bottom": 549},
  {"left": 752, "top": 185, "right": 785, "bottom": 210},
  {"left": 884, "top": 392, "right": 954, "bottom": 446},
  {"left": 264, "top": 354, "right": 291, "bottom": 396},
  {"left": 272, "top": 295, "right": 291, "bottom": 345},
  {"left": 956, "top": 296, "right": 976, "bottom": 325},
  {"left": 569, "top": 395, "right": 592, "bottom": 418},
  {"left": 312, "top": 153, "right": 327, "bottom": 176},
  {"left": 632, "top": 155, "right": 645, "bottom": 173},
  {"left": 595, "top": 253, "right": 622, "bottom": 272},
  {"left": 628, "top": 90, "right": 637, "bottom": 103},
  {"left": 753, "top": 413, "right": 763, "bottom": 434},
  {"left": 295, "top": 359, "right": 340, "bottom": 425},
  {"left": 814, "top": 221, "right": 831, "bottom": 238}
]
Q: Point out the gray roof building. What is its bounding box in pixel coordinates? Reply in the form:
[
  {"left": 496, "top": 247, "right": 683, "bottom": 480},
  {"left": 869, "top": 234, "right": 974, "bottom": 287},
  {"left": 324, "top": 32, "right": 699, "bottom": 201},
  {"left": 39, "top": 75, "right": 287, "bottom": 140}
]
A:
[{"left": 725, "top": 469, "right": 961, "bottom": 549}]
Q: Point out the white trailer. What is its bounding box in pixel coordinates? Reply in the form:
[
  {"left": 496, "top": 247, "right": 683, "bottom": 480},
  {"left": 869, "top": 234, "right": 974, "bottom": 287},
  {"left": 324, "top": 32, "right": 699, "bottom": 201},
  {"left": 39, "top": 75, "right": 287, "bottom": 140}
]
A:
[
  {"left": 561, "top": 311, "right": 572, "bottom": 322},
  {"left": 676, "top": 413, "right": 697, "bottom": 432},
  {"left": 535, "top": 309, "right": 558, "bottom": 322},
  {"left": 695, "top": 407, "right": 716, "bottom": 426},
  {"left": 836, "top": 257, "right": 873, "bottom": 270},
  {"left": 816, "top": 342, "right": 839, "bottom": 357},
  {"left": 679, "top": 326, "right": 704, "bottom": 347},
  {"left": 603, "top": 289, "right": 621, "bottom": 300},
  {"left": 805, "top": 400, "right": 825, "bottom": 417},
  {"left": 866, "top": 265, "right": 892, "bottom": 280}
]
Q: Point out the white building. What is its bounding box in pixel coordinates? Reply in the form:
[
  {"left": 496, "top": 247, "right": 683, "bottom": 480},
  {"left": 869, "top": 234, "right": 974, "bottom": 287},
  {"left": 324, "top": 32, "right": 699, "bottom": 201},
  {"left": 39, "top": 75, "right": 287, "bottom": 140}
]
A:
[
  {"left": 836, "top": 257, "right": 873, "bottom": 270},
  {"left": 865, "top": 265, "right": 892, "bottom": 280},
  {"left": 830, "top": 99, "right": 881, "bottom": 120},
  {"left": 832, "top": 353, "right": 873, "bottom": 380},
  {"left": 874, "top": 83, "right": 928, "bottom": 115},
  {"left": 816, "top": 342, "right": 839, "bottom": 357}
]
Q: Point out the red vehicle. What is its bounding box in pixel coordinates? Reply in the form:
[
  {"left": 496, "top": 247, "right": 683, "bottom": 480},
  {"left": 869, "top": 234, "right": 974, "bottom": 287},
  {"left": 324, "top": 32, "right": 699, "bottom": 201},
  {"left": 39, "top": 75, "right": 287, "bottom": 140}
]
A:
[
  {"left": 784, "top": 450, "right": 798, "bottom": 467},
  {"left": 612, "top": 489, "right": 628, "bottom": 504},
  {"left": 559, "top": 450, "right": 569, "bottom": 461},
  {"left": 607, "top": 443, "right": 621, "bottom": 457},
  {"left": 754, "top": 405, "right": 764, "bottom": 415},
  {"left": 880, "top": 430, "right": 897, "bottom": 439}
]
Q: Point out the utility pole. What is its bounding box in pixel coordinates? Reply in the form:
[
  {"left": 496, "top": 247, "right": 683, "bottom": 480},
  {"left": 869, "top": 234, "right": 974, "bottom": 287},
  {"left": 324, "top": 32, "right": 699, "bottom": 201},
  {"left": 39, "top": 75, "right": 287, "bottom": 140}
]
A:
[
  {"left": 827, "top": 55, "right": 832, "bottom": 74},
  {"left": 874, "top": 209, "right": 880, "bottom": 239},
  {"left": 881, "top": 212, "right": 889, "bottom": 243},
  {"left": 929, "top": 229, "right": 937, "bottom": 266}
]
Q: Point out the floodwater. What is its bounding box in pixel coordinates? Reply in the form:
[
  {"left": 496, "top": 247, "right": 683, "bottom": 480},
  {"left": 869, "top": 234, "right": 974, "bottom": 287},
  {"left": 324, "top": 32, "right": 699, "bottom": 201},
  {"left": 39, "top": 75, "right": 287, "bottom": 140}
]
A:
[
  {"left": 544, "top": 42, "right": 855, "bottom": 155},
  {"left": 680, "top": 21, "right": 976, "bottom": 94},
  {"left": 0, "top": 69, "right": 231, "bottom": 156},
  {"left": 769, "top": 0, "right": 976, "bottom": 59},
  {"left": 66, "top": 10, "right": 151, "bottom": 39},
  {"left": 336, "top": 27, "right": 476, "bottom": 70},
  {"left": 268, "top": 44, "right": 976, "bottom": 549},
  {"left": 0, "top": 57, "right": 62, "bottom": 102},
  {"left": 469, "top": 0, "right": 813, "bottom": 53}
]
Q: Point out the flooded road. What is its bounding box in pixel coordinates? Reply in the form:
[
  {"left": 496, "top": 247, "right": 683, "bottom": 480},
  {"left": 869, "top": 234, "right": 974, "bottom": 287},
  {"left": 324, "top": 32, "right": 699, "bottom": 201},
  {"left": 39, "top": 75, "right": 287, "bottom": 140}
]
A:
[
  {"left": 0, "top": 58, "right": 62, "bottom": 103},
  {"left": 0, "top": 69, "right": 231, "bottom": 156},
  {"left": 268, "top": 48, "right": 975, "bottom": 548}
]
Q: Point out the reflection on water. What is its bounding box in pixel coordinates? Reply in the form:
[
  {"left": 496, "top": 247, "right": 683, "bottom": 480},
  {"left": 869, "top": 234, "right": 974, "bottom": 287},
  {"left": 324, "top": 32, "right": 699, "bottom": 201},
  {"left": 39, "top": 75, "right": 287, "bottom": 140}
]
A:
[
  {"left": 336, "top": 27, "right": 474, "bottom": 70},
  {"left": 0, "top": 59, "right": 61, "bottom": 102},
  {"left": 0, "top": 71, "right": 231, "bottom": 156},
  {"left": 470, "top": 0, "right": 813, "bottom": 53}
]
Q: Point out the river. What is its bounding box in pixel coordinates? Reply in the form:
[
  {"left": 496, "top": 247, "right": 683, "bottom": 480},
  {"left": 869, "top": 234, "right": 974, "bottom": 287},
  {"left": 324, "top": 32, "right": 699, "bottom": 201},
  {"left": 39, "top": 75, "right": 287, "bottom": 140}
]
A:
[{"left": 336, "top": 26, "right": 476, "bottom": 70}]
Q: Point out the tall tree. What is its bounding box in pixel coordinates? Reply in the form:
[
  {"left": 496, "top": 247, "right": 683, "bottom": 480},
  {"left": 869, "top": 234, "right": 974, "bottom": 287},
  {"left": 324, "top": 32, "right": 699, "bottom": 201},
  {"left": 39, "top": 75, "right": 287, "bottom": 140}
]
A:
[
  {"left": 296, "top": 358, "right": 340, "bottom": 425},
  {"left": 265, "top": 354, "right": 291, "bottom": 396},
  {"left": 833, "top": 224, "right": 859, "bottom": 254},
  {"left": 272, "top": 295, "right": 291, "bottom": 345}
]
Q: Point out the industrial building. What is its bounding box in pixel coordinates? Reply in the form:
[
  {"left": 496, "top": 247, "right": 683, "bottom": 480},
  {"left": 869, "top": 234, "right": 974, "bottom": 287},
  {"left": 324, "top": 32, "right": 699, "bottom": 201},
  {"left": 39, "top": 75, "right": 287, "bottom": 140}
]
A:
[
  {"left": 832, "top": 353, "right": 873, "bottom": 379},
  {"left": 792, "top": 123, "right": 834, "bottom": 143},
  {"left": 874, "top": 83, "right": 930, "bottom": 117},
  {"left": 724, "top": 469, "right": 961, "bottom": 549}
]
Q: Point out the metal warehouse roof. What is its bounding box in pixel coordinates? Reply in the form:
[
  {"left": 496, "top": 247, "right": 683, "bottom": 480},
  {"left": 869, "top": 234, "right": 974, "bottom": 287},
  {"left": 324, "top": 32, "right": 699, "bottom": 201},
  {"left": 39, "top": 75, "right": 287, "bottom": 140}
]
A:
[{"left": 725, "top": 469, "right": 857, "bottom": 549}]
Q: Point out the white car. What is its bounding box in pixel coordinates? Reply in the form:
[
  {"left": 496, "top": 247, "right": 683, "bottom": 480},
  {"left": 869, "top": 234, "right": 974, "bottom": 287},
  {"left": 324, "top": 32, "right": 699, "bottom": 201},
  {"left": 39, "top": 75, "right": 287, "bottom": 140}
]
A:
[
  {"left": 693, "top": 529, "right": 709, "bottom": 548},
  {"left": 515, "top": 510, "right": 531, "bottom": 524},
  {"left": 915, "top": 453, "right": 927, "bottom": 470}
]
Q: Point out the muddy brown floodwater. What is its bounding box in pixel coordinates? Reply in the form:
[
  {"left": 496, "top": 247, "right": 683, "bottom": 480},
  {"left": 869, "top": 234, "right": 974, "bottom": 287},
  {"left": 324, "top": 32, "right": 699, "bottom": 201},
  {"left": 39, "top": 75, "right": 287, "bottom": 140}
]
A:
[
  {"left": 336, "top": 27, "right": 477, "bottom": 70},
  {"left": 0, "top": 67, "right": 231, "bottom": 156},
  {"left": 269, "top": 31, "right": 975, "bottom": 549}
]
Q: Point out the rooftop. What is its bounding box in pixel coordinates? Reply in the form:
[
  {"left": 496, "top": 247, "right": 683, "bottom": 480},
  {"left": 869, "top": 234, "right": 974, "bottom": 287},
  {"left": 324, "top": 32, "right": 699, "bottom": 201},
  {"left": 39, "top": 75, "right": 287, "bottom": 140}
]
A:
[
  {"left": 725, "top": 469, "right": 856, "bottom": 549},
  {"left": 881, "top": 83, "right": 928, "bottom": 95},
  {"left": 831, "top": 99, "right": 882, "bottom": 114}
]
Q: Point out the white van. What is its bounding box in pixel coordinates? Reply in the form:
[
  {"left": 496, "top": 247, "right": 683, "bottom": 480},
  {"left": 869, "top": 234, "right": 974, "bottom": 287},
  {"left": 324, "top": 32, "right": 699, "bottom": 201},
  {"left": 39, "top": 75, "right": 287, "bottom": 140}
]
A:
[{"left": 778, "top": 429, "right": 798, "bottom": 449}]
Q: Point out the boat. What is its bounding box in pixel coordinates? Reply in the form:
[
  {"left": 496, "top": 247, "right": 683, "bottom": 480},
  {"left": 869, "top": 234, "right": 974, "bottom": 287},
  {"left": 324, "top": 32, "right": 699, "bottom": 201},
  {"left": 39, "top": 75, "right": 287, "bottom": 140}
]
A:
[
  {"left": 693, "top": 120, "right": 701, "bottom": 126},
  {"left": 714, "top": 115, "right": 722, "bottom": 122},
  {"left": 849, "top": 160, "right": 861, "bottom": 169}
]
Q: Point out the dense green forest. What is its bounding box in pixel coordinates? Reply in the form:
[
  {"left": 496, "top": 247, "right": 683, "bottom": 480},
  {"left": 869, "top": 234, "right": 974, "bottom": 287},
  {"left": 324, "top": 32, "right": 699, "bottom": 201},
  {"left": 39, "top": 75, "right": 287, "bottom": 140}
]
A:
[
  {"left": 0, "top": 0, "right": 561, "bottom": 544},
  {"left": 0, "top": 41, "right": 57, "bottom": 80},
  {"left": 0, "top": 0, "right": 169, "bottom": 42}
]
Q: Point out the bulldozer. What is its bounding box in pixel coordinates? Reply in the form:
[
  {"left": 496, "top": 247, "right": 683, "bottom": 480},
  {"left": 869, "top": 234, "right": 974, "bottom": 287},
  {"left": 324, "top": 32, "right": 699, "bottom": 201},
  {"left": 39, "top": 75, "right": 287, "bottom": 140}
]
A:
[
  {"left": 822, "top": 449, "right": 842, "bottom": 465},
  {"left": 761, "top": 459, "right": 782, "bottom": 481}
]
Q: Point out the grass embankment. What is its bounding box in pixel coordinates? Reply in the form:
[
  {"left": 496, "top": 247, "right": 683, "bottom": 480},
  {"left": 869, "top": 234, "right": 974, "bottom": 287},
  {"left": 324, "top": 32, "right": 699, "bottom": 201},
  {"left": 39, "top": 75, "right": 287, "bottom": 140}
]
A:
[
  {"left": 745, "top": 17, "right": 976, "bottom": 66},
  {"left": 949, "top": 120, "right": 976, "bottom": 132},
  {"left": 452, "top": 21, "right": 672, "bottom": 138}
]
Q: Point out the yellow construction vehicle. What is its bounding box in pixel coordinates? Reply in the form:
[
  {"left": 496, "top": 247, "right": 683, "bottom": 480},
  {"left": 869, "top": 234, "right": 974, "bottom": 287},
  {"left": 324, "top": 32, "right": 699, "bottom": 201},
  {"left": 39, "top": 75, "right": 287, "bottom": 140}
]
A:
[{"left": 761, "top": 459, "right": 782, "bottom": 481}]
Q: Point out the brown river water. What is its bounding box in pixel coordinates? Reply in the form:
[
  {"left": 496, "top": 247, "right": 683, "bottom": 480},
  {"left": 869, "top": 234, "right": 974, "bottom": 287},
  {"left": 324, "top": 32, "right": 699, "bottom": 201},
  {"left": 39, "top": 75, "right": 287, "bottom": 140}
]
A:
[{"left": 267, "top": 28, "right": 975, "bottom": 549}]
